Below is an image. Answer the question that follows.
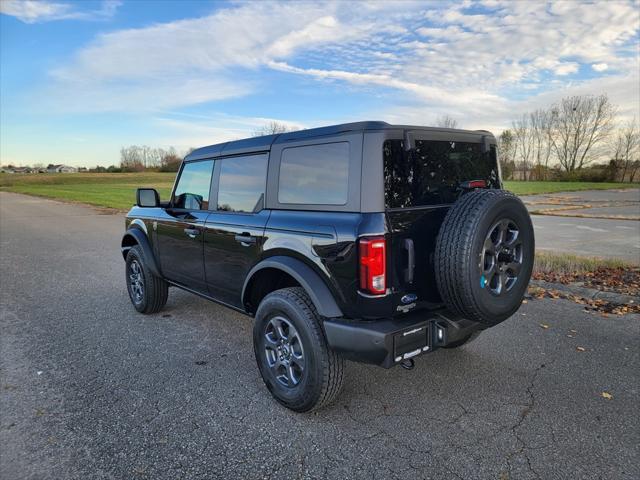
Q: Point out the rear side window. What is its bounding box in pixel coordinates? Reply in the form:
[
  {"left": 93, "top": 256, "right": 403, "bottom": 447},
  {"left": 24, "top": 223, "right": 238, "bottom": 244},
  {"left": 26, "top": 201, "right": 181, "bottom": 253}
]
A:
[
  {"left": 173, "top": 160, "right": 214, "bottom": 210},
  {"left": 384, "top": 139, "right": 499, "bottom": 208},
  {"left": 278, "top": 142, "right": 349, "bottom": 205},
  {"left": 217, "top": 154, "right": 268, "bottom": 213}
]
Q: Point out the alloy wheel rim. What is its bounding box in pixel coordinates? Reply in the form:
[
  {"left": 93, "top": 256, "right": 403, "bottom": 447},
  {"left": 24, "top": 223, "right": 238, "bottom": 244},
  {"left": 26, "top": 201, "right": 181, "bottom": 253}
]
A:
[
  {"left": 480, "top": 219, "right": 523, "bottom": 296},
  {"left": 263, "top": 315, "right": 305, "bottom": 388},
  {"left": 129, "top": 260, "right": 144, "bottom": 304}
]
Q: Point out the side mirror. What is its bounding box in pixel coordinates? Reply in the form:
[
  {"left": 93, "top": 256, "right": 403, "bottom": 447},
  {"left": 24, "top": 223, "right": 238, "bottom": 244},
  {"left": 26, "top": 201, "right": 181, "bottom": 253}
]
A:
[{"left": 136, "top": 188, "right": 160, "bottom": 207}]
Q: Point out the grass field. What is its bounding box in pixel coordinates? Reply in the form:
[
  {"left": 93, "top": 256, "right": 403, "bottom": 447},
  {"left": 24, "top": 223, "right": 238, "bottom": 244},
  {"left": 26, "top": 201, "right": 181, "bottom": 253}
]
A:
[
  {"left": 0, "top": 172, "right": 175, "bottom": 210},
  {"left": 0, "top": 173, "right": 636, "bottom": 210},
  {"left": 503, "top": 181, "right": 635, "bottom": 195}
]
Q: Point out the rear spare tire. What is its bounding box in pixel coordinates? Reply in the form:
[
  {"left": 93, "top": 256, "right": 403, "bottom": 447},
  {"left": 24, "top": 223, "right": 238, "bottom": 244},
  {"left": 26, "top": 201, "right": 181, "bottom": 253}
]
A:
[{"left": 434, "top": 189, "right": 534, "bottom": 326}]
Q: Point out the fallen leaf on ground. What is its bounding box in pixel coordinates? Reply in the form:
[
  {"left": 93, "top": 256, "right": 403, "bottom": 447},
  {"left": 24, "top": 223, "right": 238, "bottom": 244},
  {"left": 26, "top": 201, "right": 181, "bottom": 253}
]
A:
[
  {"left": 601, "top": 392, "right": 613, "bottom": 400},
  {"left": 533, "top": 265, "right": 640, "bottom": 296},
  {"left": 527, "top": 286, "right": 640, "bottom": 316}
]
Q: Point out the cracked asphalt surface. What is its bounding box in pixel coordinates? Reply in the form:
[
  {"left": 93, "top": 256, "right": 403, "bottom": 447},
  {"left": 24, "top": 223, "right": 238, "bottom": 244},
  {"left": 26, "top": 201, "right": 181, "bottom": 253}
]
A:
[{"left": 1, "top": 191, "right": 639, "bottom": 479}]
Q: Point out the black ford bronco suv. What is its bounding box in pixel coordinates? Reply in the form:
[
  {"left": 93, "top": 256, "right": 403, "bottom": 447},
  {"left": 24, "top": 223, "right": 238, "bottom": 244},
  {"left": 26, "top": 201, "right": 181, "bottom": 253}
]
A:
[{"left": 122, "top": 121, "right": 534, "bottom": 412}]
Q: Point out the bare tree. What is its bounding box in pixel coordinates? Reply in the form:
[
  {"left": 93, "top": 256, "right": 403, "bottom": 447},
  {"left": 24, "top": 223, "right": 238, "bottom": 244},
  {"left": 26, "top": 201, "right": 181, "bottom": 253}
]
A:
[
  {"left": 549, "top": 94, "right": 616, "bottom": 172},
  {"left": 435, "top": 115, "right": 458, "bottom": 129},
  {"left": 512, "top": 115, "right": 535, "bottom": 180},
  {"left": 120, "top": 145, "right": 144, "bottom": 171},
  {"left": 252, "top": 120, "right": 298, "bottom": 137},
  {"left": 497, "top": 129, "right": 516, "bottom": 180},
  {"left": 529, "top": 109, "right": 553, "bottom": 180},
  {"left": 610, "top": 119, "right": 639, "bottom": 182}
]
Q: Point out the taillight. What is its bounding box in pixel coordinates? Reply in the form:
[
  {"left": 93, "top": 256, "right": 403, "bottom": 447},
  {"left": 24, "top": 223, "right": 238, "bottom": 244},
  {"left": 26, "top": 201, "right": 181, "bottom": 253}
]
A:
[
  {"left": 359, "top": 236, "right": 386, "bottom": 295},
  {"left": 460, "top": 179, "right": 487, "bottom": 189}
]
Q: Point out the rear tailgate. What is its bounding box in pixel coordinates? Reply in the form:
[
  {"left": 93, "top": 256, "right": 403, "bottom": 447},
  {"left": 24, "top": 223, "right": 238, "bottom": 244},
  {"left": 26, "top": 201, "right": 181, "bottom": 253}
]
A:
[{"left": 383, "top": 130, "right": 500, "bottom": 313}]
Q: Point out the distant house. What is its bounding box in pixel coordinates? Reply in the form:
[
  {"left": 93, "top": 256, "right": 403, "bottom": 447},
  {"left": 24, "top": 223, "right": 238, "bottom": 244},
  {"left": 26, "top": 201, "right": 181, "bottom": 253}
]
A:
[
  {"left": 7, "top": 166, "right": 34, "bottom": 174},
  {"left": 46, "top": 164, "right": 78, "bottom": 173}
]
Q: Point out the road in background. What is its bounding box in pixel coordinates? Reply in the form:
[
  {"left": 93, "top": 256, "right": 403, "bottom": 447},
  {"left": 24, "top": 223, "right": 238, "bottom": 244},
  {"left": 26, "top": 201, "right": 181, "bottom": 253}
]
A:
[
  {"left": 1, "top": 191, "right": 639, "bottom": 479},
  {"left": 531, "top": 215, "right": 639, "bottom": 262},
  {"left": 521, "top": 188, "right": 640, "bottom": 263}
]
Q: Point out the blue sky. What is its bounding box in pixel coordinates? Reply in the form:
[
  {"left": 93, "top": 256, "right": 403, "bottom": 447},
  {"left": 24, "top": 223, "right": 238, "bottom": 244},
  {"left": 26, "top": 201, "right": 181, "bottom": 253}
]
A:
[{"left": 1, "top": 0, "right": 638, "bottom": 167}]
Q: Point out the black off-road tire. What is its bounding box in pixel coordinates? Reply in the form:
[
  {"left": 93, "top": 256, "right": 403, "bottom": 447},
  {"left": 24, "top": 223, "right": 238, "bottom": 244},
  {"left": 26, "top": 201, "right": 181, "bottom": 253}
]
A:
[
  {"left": 253, "top": 287, "right": 344, "bottom": 412},
  {"left": 434, "top": 189, "right": 534, "bottom": 326},
  {"left": 125, "top": 245, "right": 168, "bottom": 314}
]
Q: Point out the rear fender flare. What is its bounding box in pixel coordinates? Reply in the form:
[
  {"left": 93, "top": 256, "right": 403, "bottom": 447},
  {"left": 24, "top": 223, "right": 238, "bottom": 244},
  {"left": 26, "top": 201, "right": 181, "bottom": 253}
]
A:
[
  {"left": 242, "top": 256, "right": 343, "bottom": 318},
  {"left": 121, "top": 228, "right": 162, "bottom": 277}
]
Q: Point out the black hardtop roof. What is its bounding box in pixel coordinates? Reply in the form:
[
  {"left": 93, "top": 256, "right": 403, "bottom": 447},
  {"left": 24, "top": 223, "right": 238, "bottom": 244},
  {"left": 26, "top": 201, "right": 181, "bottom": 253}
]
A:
[{"left": 184, "top": 121, "right": 493, "bottom": 161}]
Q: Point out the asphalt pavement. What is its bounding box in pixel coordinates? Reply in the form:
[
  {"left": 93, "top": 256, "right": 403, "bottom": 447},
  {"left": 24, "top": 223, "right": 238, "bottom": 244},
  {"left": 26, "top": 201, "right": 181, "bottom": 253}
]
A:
[
  {"left": 531, "top": 215, "right": 639, "bottom": 263},
  {"left": 523, "top": 188, "right": 640, "bottom": 263},
  {"left": 1, "top": 192, "right": 639, "bottom": 480}
]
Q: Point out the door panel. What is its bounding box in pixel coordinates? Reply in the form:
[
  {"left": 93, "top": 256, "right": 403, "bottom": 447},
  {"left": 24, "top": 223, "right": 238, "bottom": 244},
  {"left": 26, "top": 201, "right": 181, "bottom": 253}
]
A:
[
  {"left": 204, "top": 210, "right": 270, "bottom": 306},
  {"left": 156, "top": 209, "right": 210, "bottom": 291},
  {"left": 155, "top": 159, "right": 214, "bottom": 292},
  {"left": 203, "top": 153, "right": 269, "bottom": 307}
]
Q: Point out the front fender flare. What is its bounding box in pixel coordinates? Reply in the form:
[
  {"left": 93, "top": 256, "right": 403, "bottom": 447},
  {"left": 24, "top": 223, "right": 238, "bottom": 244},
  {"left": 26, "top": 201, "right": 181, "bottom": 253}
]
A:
[
  {"left": 242, "top": 256, "right": 343, "bottom": 318},
  {"left": 121, "top": 228, "right": 162, "bottom": 277}
]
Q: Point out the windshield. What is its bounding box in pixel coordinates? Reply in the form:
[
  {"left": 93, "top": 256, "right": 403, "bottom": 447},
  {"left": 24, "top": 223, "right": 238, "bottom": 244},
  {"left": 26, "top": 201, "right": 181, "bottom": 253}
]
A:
[{"left": 383, "top": 139, "right": 499, "bottom": 209}]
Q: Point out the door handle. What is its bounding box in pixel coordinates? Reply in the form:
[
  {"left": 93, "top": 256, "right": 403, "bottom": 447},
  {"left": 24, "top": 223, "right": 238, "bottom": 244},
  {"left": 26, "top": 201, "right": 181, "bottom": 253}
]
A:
[
  {"left": 404, "top": 238, "right": 415, "bottom": 283},
  {"left": 235, "top": 233, "right": 257, "bottom": 245},
  {"left": 184, "top": 227, "right": 201, "bottom": 239}
]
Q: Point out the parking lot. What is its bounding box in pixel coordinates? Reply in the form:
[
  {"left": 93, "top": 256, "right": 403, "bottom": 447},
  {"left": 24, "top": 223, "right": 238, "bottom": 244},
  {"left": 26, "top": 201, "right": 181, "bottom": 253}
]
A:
[{"left": 1, "top": 192, "right": 639, "bottom": 479}]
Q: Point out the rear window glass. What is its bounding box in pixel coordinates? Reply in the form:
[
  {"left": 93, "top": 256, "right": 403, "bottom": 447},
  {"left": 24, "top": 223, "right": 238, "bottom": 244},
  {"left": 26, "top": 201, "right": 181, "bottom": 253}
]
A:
[
  {"left": 278, "top": 142, "right": 349, "bottom": 205},
  {"left": 217, "top": 154, "right": 268, "bottom": 213},
  {"left": 384, "top": 139, "right": 499, "bottom": 208}
]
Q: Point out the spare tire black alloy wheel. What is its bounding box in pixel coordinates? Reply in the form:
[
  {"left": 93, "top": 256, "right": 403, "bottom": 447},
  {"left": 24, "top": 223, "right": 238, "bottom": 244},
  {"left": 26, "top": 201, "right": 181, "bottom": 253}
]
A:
[
  {"left": 434, "top": 189, "right": 534, "bottom": 327},
  {"left": 481, "top": 219, "right": 523, "bottom": 296}
]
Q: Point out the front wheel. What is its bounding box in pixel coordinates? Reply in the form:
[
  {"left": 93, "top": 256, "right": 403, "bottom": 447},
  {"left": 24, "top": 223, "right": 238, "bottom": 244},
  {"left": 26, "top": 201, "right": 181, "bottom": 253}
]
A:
[
  {"left": 253, "top": 287, "right": 344, "bottom": 412},
  {"left": 125, "top": 245, "right": 168, "bottom": 314}
]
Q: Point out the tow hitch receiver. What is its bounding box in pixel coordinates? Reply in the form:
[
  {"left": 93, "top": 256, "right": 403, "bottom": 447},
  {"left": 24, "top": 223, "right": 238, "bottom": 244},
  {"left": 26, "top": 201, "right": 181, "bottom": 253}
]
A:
[{"left": 393, "top": 324, "right": 431, "bottom": 363}]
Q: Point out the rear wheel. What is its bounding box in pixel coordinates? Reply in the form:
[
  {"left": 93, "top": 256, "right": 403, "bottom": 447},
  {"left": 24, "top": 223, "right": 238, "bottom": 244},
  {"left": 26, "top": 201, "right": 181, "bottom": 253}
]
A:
[
  {"left": 253, "top": 287, "right": 344, "bottom": 412},
  {"left": 125, "top": 245, "right": 168, "bottom": 314},
  {"left": 434, "top": 189, "right": 534, "bottom": 326}
]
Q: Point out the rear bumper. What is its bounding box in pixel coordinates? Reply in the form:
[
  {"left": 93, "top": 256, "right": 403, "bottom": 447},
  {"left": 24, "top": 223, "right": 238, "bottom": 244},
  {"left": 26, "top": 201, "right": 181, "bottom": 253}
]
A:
[{"left": 323, "top": 309, "right": 482, "bottom": 368}]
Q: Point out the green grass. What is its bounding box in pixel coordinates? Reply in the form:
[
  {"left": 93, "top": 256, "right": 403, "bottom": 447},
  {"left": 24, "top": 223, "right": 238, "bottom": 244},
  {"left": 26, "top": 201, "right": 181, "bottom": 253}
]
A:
[
  {"left": 533, "top": 251, "right": 628, "bottom": 275},
  {"left": 503, "top": 180, "right": 635, "bottom": 195},
  {"left": 1, "top": 173, "right": 637, "bottom": 210},
  {"left": 0, "top": 172, "right": 175, "bottom": 210}
]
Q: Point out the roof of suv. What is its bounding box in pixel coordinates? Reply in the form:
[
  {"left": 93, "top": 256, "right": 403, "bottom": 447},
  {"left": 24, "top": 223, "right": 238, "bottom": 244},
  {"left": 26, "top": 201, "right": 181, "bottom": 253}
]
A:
[{"left": 184, "top": 121, "right": 492, "bottom": 161}]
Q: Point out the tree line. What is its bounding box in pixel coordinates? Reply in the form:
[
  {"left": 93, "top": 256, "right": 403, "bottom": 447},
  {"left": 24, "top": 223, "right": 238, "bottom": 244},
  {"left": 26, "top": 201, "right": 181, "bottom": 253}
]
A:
[
  {"left": 497, "top": 94, "right": 639, "bottom": 182},
  {"left": 119, "top": 145, "right": 186, "bottom": 172}
]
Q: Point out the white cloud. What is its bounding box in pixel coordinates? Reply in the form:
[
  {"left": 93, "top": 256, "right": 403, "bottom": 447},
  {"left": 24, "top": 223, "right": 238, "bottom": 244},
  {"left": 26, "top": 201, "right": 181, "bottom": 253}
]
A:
[
  {"left": 36, "top": 0, "right": 640, "bottom": 129},
  {"left": 151, "top": 115, "right": 307, "bottom": 150},
  {"left": 0, "top": 0, "right": 120, "bottom": 23},
  {"left": 554, "top": 62, "right": 579, "bottom": 76}
]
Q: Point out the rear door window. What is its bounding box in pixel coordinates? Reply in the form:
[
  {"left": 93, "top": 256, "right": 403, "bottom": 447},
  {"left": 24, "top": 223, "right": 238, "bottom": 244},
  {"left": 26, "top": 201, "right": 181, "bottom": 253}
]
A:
[
  {"left": 172, "top": 160, "right": 214, "bottom": 210},
  {"left": 384, "top": 139, "right": 499, "bottom": 208},
  {"left": 278, "top": 142, "right": 349, "bottom": 205},
  {"left": 216, "top": 154, "right": 268, "bottom": 213}
]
